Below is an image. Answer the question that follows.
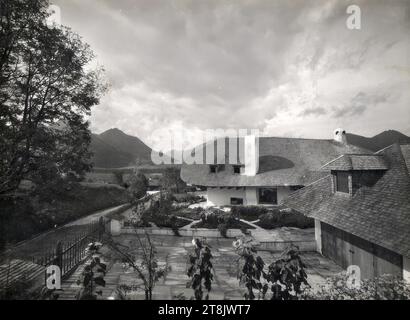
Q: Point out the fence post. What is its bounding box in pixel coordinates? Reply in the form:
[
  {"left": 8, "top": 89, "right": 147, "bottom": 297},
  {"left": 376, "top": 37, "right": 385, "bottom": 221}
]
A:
[{"left": 54, "top": 241, "right": 63, "bottom": 271}]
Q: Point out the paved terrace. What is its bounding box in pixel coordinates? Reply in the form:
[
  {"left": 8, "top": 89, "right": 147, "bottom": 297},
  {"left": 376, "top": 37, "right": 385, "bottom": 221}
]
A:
[{"left": 60, "top": 235, "right": 343, "bottom": 300}]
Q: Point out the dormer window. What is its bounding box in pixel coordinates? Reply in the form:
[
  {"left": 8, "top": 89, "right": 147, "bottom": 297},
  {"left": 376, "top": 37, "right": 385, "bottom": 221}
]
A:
[
  {"left": 324, "top": 154, "right": 388, "bottom": 196},
  {"left": 335, "top": 171, "right": 349, "bottom": 193}
]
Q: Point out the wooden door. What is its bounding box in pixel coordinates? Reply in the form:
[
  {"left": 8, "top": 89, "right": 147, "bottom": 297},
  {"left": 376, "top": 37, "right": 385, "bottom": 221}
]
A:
[{"left": 321, "top": 222, "right": 403, "bottom": 279}]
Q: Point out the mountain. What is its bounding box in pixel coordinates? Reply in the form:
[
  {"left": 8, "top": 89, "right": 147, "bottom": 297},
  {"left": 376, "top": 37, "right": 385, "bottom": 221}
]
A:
[
  {"left": 347, "top": 130, "right": 410, "bottom": 151},
  {"left": 90, "top": 129, "right": 152, "bottom": 168},
  {"left": 99, "top": 128, "right": 152, "bottom": 161}
]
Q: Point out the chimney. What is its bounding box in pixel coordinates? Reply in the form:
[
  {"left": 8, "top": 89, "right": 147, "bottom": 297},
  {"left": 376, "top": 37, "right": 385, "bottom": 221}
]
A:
[
  {"left": 334, "top": 128, "right": 347, "bottom": 144},
  {"left": 243, "top": 135, "right": 259, "bottom": 176}
]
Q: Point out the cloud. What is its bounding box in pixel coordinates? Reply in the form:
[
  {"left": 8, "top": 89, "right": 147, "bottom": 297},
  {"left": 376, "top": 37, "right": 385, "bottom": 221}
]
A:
[
  {"left": 332, "top": 104, "right": 367, "bottom": 118},
  {"left": 331, "top": 91, "right": 389, "bottom": 118},
  {"left": 299, "top": 107, "right": 328, "bottom": 117},
  {"left": 53, "top": 0, "right": 410, "bottom": 144}
]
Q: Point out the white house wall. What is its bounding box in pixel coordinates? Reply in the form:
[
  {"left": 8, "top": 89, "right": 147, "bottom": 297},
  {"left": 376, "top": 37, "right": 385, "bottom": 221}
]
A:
[
  {"left": 207, "top": 187, "right": 246, "bottom": 206},
  {"left": 206, "top": 186, "right": 293, "bottom": 206},
  {"left": 245, "top": 188, "right": 258, "bottom": 205}
]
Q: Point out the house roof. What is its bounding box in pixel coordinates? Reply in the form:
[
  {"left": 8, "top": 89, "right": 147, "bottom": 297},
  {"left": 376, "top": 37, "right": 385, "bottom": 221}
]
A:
[
  {"left": 283, "top": 143, "right": 410, "bottom": 258},
  {"left": 321, "top": 154, "right": 389, "bottom": 171},
  {"left": 181, "top": 137, "right": 368, "bottom": 187},
  {"left": 399, "top": 144, "right": 410, "bottom": 172}
]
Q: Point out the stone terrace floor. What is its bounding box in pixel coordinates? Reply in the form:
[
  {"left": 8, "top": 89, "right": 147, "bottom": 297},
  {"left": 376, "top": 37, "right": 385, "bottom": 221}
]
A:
[{"left": 60, "top": 235, "right": 343, "bottom": 300}]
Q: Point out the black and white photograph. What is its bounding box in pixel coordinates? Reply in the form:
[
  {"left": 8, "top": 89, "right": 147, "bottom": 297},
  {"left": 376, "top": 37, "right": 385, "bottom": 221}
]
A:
[{"left": 1, "top": 0, "right": 410, "bottom": 306}]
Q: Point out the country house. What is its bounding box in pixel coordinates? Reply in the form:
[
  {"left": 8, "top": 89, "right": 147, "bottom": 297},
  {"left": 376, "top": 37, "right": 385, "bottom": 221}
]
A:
[{"left": 181, "top": 129, "right": 368, "bottom": 206}]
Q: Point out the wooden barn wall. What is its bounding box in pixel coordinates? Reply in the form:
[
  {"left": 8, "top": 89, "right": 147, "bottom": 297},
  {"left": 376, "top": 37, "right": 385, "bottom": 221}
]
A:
[{"left": 321, "top": 222, "right": 403, "bottom": 279}]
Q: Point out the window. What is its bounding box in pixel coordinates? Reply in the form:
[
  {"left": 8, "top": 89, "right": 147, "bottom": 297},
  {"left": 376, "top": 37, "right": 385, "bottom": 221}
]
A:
[
  {"left": 258, "top": 188, "right": 277, "bottom": 204},
  {"left": 210, "top": 165, "right": 217, "bottom": 173},
  {"left": 233, "top": 165, "right": 242, "bottom": 174},
  {"left": 336, "top": 171, "right": 349, "bottom": 193},
  {"left": 230, "top": 197, "right": 243, "bottom": 205}
]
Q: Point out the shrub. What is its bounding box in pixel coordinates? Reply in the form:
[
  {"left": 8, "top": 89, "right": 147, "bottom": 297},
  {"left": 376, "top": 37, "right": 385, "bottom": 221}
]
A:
[
  {"left": 195, "top": 209, "right": 254, "bottom": 232},
  {"left": 257, "top": 208, "right": 313, "bottom": 229},
  {"left": 231, "top": 206, "right": 269, "bottom": 221},
  {"left": 234, "top": 239, "right": 309, "bottom": 300},
  {"left": 200, "top": 208, "right": 225, "bottom": 226},
  {"left": 302, "top": 273, "right": 410, "bottom": 300},
  {"left": 172, "top": 193, "right": 206, "bottom": 204},
  {"left": 76, "top": 242, "right": 107, "bottom": 300},
  {"left": 174, "top": 207, "right": 204, "bottom": 220},
  {"left": 187, "top": 239, "right": 214, "bottom": 300}
]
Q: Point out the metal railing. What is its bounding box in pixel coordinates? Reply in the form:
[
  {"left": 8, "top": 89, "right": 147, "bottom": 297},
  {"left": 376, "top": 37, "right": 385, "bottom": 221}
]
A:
[{"left": 35, "top": 217, "right": 107, "bottom": 278}]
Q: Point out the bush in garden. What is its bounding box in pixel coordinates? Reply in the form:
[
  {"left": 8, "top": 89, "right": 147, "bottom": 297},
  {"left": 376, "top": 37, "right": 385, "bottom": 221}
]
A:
[
  {"left": 265, "top": 246, "right": 309, "bottom": 300},
  {"left": 76, "top": 242, "right": 107, "bottom": 300},
  {"left": 233, "top": 237, "right": 267, "bottom": 300},
  {"left": 175, "top": 207, "right": 204, "bottom": 220},
  {"left": 257, "top": 209, "right": 313, "bottom": 229},
  {"left": 172, "top": 193, "right": 206, "bottom": 204},
  {"left": 233, "top": 237, "right": 309, "bottom": 300},
  {"left": 199, "top": 209, "right": 238, "bottom": 231},
  {"left": 231, "top": 206, "right": 269, "bottom": 221},
  {"left": 187, "top": 238, "right": 214, "bottom": 300},
  {"left": 156, "top": 191, "right": 174, "bottom": 215},
  {"left": 302, "top": 273, "right": 410, "bottom": 300}
]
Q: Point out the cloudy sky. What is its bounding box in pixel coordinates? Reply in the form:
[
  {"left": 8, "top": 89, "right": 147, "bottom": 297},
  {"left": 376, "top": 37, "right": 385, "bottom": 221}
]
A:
[{"left": 52, "top": 0, "right": 410, "bottom": 150}]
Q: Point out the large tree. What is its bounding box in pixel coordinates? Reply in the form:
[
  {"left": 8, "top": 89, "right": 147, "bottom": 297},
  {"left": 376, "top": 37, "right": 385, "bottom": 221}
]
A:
[{"left": 0, "top": 0, "right": 106, "bottom": 194}]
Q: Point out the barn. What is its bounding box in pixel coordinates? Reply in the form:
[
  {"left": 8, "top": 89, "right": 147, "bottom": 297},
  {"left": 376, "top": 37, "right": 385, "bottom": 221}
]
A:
[{"left": 284, "top": 143, "right": 410, "bottom": 282}]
